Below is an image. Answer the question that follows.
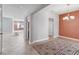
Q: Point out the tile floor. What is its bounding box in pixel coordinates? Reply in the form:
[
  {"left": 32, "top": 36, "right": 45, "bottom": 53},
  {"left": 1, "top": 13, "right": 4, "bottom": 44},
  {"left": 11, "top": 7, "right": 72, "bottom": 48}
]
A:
[
  {"left": 1, "top": 31, "right": 79, "bottom": 55},
  {"left": 2, "top": 31, "right": 38, "bottom": 55}
]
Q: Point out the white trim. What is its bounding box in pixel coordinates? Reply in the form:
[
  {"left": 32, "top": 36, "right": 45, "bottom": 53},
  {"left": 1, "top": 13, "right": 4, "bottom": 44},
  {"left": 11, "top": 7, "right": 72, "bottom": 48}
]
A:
[
  {"left": 59, "top": 35, "right": 79, "bottom": 42},
  {"left": 30, "top": 37, "right": 48, "bottom": 44}
]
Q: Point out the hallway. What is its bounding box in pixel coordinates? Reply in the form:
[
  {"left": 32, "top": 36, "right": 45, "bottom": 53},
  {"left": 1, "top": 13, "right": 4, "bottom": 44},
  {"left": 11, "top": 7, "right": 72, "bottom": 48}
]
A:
[
  {"left": 2, "top": 32, "right": 38, "bottom": 55},
  {"left": 0, "top": 4, "right": 48, "bottom": 55}
]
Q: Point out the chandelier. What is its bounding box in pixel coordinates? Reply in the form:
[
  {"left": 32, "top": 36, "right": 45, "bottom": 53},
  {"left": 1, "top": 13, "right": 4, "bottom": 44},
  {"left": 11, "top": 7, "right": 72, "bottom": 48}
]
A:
[{"left": 63, "top": 4, "right": 75, "bottom": 21}]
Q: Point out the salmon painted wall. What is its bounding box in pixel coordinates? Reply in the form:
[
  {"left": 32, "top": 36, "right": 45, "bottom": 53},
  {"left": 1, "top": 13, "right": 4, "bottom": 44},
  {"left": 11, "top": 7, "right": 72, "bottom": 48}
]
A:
[{"left": 59, "top": 10, "right": 79, "bottom": 39}]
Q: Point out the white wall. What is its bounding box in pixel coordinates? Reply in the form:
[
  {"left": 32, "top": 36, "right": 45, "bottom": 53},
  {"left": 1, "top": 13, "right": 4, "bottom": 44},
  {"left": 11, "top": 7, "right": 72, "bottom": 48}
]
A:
[
  {"left": 31, "top": 5, "right": 59, "bottom": 42},
  {"left": 3, "top": 17, "right": 13, "bottom": 33},
  {"left": 0, "top": 9, "right": 1, "bottom": 33},
  {"left": 2, "top": 17, "right": 25, "bottom": 34},
  {"left": 31, "top": 9, "right": 49, "bottom": 42},
  {"left": 0, "top": 7, "right": 2, "bottom": 53}
]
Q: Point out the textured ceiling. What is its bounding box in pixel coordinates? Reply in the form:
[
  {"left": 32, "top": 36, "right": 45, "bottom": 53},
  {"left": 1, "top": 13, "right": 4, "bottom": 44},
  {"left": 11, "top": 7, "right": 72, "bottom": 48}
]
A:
[
  {"left": 3, "top": 4, "right": 48, "bottom": 19},
  {"left": 49, "top": 4, "right": 79, "bottom": 15},
  {"left": 3, "top": 4, "right": 79, "bottom": 19}
]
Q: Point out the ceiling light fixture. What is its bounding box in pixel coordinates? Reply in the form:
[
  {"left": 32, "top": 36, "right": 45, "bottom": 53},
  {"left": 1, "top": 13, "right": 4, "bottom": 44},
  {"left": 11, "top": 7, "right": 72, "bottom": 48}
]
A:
[{"left": 63, "top": 4, "right": 75, "bottom": 21}]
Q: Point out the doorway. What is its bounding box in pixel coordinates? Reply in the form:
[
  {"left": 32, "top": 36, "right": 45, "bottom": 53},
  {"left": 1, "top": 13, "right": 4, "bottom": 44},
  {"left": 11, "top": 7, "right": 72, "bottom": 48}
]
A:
[
  {"left": 0, "top": 7, "right": 2, "bottom": 54},
  {"left": 48, "top": 18, "right": 54, "bottom": 40},
  {"left": 25, "top": 16, "right": 32, "bottom": 44}
]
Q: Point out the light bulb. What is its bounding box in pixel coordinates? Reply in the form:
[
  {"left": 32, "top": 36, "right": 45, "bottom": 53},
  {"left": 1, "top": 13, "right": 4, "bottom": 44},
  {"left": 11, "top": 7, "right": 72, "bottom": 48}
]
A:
[{"left": 70, "top": 16, "right": 75, "bottom": 20}]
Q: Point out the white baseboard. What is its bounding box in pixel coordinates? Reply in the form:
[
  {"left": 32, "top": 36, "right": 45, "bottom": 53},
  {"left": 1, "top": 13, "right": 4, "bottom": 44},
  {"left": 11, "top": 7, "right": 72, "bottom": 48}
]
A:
[
  {"left": 59, "top": 35, "right": 79, "bottom": 42},
  {"left": 53, "top": 35, "right": 59, "bottom": 38},
  {"left": 30, "top": 37, "right": 48, "bottom": 44}
]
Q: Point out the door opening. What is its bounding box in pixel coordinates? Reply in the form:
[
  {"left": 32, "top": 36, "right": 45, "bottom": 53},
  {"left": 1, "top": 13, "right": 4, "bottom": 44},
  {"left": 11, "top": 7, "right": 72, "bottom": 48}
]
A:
[
  {"left": 0, "top": 6, "right": 2, "bottom": 54},
  {"left": 48, "top": 18, "right": 54, "bottom": 40},
  {"left": 25, "top": 16, "right": 31, "bottom": 44}
]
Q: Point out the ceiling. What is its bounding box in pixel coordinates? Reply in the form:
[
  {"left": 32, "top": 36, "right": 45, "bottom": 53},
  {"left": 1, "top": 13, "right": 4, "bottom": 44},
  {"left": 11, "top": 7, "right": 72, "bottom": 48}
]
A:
[
  {"left": 3, "top": 4, "right": 79, "bottom": 19},
  {"left": 3, "top": 4, "right": 48, "bottom": 19},
  {"left": 49, "top": 4, "right": 79, "bottom": 15}
]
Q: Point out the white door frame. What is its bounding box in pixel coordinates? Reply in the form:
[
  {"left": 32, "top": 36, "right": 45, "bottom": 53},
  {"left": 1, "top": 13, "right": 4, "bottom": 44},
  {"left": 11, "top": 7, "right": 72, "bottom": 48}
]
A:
[
  {"left": 25, "top": 16, "right": 32, "bottom": 44},
  {"left": 48, "top": 18, "right": 54, "bottom": 38}
]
